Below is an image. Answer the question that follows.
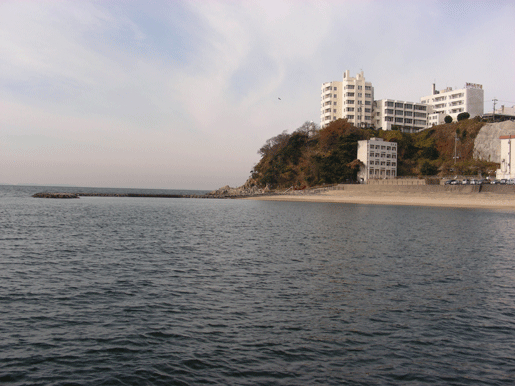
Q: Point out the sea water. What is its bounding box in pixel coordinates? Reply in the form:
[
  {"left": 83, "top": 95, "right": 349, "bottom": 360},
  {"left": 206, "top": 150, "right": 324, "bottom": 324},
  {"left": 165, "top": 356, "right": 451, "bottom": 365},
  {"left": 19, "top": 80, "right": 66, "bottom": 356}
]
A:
[{"left": 1, "top": 185, "right": 515, "bottom": 385}]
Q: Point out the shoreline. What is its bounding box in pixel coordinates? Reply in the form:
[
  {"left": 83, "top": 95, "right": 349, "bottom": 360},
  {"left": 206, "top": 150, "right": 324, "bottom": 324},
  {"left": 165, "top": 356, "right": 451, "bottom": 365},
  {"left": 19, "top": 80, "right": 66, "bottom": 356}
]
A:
[{"left": 245, "top": 185, "right": 515, "bottom": 211}]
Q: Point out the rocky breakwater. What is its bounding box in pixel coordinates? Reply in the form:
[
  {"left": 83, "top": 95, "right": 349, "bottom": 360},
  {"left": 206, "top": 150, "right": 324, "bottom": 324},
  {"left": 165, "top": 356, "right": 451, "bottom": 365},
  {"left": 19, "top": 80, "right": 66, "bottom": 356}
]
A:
[
  {"left": 207, "top": 178, "right": 271, "bottom": 198},
  {"left": 32, "top": 192, "right": 79, "bottom": 199}
]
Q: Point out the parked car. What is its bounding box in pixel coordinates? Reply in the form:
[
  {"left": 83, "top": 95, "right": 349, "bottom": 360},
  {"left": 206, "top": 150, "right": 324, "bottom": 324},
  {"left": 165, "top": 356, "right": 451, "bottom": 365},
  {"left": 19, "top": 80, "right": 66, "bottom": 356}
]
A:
[
  {"left": 507, "top": 179, "right": 515, "bottom": 185},
  {"left": 491, "top": 180, "right": 500, "bottom": 184},
  {"left": 462, "top": 179, "right": 470, "bottom": 185},
  {"left": 480, "top": 179, "right": 490, "bottom": 184},
  {"left": 500, "top": 179, "right": 508, "bottom": 184}
]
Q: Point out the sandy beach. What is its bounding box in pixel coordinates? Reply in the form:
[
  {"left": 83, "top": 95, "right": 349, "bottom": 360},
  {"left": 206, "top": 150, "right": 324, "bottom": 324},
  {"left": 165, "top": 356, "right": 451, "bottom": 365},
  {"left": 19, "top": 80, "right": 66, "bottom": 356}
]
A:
[{"left": 246, "top": 185, "right": 515, "bottom": 211}]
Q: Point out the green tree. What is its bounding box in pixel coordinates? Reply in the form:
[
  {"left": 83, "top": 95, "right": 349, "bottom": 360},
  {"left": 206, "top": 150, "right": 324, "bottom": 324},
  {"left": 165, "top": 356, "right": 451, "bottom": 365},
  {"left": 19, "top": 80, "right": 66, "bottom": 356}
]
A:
[{"left": 444, "top": 115, "right": 453, "bottom": 124}]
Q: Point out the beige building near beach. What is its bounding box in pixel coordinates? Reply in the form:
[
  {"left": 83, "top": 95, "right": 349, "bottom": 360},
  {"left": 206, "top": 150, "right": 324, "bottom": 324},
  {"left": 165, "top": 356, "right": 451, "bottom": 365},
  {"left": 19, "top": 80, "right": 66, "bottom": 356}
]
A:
[
  {"left": 357, "top": 137, "right": 397, "bottom": 182},
  {"left": 496, "top": 135, "right": 515, "bottom": 180}
]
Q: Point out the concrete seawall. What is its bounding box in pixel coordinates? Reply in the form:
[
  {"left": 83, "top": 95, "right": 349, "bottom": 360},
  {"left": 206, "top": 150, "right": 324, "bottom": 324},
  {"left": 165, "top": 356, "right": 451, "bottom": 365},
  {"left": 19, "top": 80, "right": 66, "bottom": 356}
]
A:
[{"left": 339, "top": 184, "right": 515, "bottom": 194}]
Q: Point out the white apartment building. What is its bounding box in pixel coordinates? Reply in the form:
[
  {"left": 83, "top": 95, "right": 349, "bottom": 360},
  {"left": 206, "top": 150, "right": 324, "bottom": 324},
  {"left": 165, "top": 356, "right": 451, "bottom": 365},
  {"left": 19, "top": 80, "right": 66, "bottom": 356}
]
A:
[
  {"left": 320, "top": 70, "right": 374, "bottom": 127},
  {"left": 374, "top": 99, "right": 429, "bottom": 133},
  {"left": 357, "top": 137, "right": 397, "bottom": 182},
  {"left": 421, "top": 83, "right": 484, "bottom": 125},
  {"left": 320, "top": 81, "right": 343, "bottom": 127},
  {"left": 496, "top": 135, "right": 515, "bottom": 180}
]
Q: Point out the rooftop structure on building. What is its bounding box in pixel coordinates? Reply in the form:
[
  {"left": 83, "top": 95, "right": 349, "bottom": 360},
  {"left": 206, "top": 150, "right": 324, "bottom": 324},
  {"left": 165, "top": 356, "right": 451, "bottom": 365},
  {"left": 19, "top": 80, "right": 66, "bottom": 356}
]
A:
[
  {"left": 374, "top": 99, "right": 429, "bottom": 133},
  {"left": 320, "top": 70, "right": 374, "bottom": 128},
  {"left": 421, "top": 83, "right": 484, "bottom": 125},
  {"left": 357, "top": 137, "right": 397, "bottom": 183}
]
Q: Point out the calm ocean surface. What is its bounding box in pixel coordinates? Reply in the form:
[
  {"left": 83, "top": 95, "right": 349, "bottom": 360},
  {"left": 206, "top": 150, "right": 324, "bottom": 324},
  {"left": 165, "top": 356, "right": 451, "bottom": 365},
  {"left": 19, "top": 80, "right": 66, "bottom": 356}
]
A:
[{"left": 1, "top": 185, "right": 515, "bottom": 385}]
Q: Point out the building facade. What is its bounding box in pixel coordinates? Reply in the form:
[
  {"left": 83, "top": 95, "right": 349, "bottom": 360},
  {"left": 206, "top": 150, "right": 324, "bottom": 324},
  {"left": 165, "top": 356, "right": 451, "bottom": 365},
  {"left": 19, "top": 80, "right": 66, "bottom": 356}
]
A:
[
  {"left": 320, "top": 70, "right": 374, "bottom": 127},
  {"left": 374, "top": 99, "right": 429, "bottom": 133},
  {"left": 320, "top": 81, "right": 343, "bottom": 127},
  {"left": 496, "top": 135, "right": 515, "bottom": 180},
  {"left": 421, "top": 83, "right": 484, "bottom": 124},
  {"left": 357, "top": 137, "right": 397, "bottom": 182}
]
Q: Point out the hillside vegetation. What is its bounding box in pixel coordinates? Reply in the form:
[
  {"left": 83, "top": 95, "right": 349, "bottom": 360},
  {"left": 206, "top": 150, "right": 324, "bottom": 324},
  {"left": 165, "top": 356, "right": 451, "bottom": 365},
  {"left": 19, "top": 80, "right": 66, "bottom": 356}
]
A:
[{"left": 251, "top": 118, "right": 498, "bottom": 189}]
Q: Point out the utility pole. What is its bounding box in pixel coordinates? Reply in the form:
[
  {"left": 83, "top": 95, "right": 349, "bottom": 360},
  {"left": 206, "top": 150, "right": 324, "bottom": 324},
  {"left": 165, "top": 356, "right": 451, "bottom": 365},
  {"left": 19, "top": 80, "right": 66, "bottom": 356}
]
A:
[
  {"left": 454, "top": 132, "right": 459, "bottom": 165},
  {"left": 493, "top": 98, "right": 498, "bottom": 122}
]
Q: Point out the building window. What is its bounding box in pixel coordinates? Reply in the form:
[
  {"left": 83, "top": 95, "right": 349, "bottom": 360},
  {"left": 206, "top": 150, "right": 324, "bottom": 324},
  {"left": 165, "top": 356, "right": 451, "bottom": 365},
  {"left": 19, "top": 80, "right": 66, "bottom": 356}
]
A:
[
  {"left": 365, "top": 101, "right": 371, "bottom": 105},
  {"left": 395, "top": 110, "right": 403, "bottom": 115},
  {"left": 347, "top": 92, "right": 355, "bottom": 97},
  {"left": 347, "top": 100, "right": 354, "bottom": 104},
  {"left": 346, "top": 85, "right": 355, "bottom": 89},
  {"left": 333, "top": 109, "right": 336, "bottom": 113},
  {"left": 386, "top": 101, "right": 394, "bottom": 107},
  {"left": 395, "top": 118, "right": 403, "bottom": 123},
  {"left": 365, "top": 93, "right": 371, "bottom": 98},
  {"left": 358, "top": 86, "right": 363, "bottom": 90},
  {"left": 365, "top": 108, "right": 371, "bottom": 113},
  {"left": 365, "top": 86, "right": 371, "bottom": 90},
  {"left": 347, "top": 107, "right": 354, "bottom": 112},
  {"left": 333, "top": 102, "right": 337, "bottom": 105},
  {"left": 405, "top": 104, "right": 413, "bottom": 109},
  {"left": 334, "top": 87, "right": 337, "bottom": 90},
  {"left": 395, "top": 103, "right": 403, "bottom": 108},
  {"left": 358, "top": 93, "right": 362, "bottom": 97},
  {"left": 334, "top": 94, "right": 337, "bottom": 98}
]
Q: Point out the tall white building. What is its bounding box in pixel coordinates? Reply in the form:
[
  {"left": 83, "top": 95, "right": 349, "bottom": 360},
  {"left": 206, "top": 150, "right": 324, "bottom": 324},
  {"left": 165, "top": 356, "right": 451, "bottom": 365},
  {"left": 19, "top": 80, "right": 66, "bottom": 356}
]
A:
[
  {"left": 421, "top": 83, "right": 484, "bottom": 125},
  {"left": 320, "top": 81, "right": 343, "bottom": 127},
  {"left": 320, "top": 70, "right": 374, "bottom": 127},
  {"left": 357, "top": 137, "right": 397, "bottom": 182},
  {"left": 374, "top": 99, "right": 429, "bottom": 133}
]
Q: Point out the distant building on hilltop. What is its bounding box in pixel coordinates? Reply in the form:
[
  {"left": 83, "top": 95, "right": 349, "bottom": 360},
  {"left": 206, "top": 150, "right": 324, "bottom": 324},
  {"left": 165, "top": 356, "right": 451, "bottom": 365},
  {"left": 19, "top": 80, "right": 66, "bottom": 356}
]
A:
[
  {"left": 421, "top": 83, "right": 484, "bottom": 125},
  {"left": 320, "top": 70, "right": 374, "bottom": 128},
  {"left": 321, "top": 73, "right": 486, "bottom": 132},
  {"left": 374, "top": 99, "right": 429, "bottom": 133},
  {"left": 357, "top": 137, "right": 397, "bottom": 182},
  {"left": 482, "top": 105, "right": 515, "bottom": 122}
]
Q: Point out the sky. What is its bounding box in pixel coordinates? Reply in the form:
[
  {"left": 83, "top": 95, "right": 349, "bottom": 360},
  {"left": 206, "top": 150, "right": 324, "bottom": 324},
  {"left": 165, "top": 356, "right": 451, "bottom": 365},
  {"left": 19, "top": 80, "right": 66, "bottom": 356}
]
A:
[{"left": 1, "top": 0, "right": 514, "bottom": 189}]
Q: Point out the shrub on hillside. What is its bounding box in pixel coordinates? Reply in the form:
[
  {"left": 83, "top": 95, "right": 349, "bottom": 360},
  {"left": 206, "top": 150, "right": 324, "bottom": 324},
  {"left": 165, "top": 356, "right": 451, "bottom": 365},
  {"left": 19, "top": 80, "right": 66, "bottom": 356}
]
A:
[
  {"left": 420, "top": 161, "right": 438, "bottom": 176},
  {"left": 457, "top": 112, "right": 470, "bottom": 121},
  {"left": 444, "top": 115, "right": 453, "bottom": 124}
]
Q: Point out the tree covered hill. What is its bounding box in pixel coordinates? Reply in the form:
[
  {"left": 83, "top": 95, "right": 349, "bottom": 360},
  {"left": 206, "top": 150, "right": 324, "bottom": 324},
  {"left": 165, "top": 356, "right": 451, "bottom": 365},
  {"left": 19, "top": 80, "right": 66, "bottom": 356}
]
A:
[{"left": 250, "top": 118, "right": 498, "bottom": 189}]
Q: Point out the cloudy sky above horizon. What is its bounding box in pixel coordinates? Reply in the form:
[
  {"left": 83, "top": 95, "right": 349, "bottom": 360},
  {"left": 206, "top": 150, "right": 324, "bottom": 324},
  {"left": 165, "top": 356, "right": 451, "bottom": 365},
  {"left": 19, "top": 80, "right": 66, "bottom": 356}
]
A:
[{"left": 1, "top": 0, "right": 514, "bottom": 189}]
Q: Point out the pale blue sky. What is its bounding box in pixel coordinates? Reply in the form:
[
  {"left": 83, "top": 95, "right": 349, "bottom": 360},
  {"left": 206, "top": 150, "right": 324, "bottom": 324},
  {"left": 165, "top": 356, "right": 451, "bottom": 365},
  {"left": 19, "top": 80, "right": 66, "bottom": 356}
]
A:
[{"left": 1, "top": 0, "right": 514, "bottom": 189}]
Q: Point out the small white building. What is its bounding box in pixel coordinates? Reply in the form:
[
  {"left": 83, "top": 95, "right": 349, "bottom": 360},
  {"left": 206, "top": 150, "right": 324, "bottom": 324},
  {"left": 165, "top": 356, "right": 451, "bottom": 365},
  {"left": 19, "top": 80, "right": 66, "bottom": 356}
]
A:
[
  {"left": 421, "top": 82, "right": 484, "bottom": 124},
  {"left": 496, "top": 135, "right": 515, "bottom": 180},
  {"left": 374, "top": 99, "right": 429, "bottom": 133},
  {"left": 357, "top": 137, "right": 398, "bottom": 182}
]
